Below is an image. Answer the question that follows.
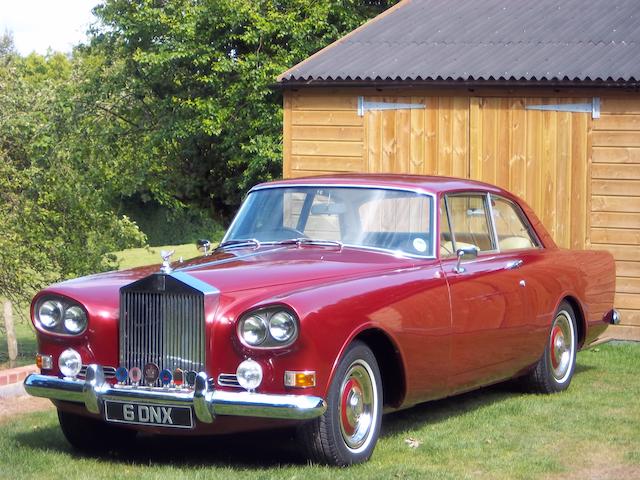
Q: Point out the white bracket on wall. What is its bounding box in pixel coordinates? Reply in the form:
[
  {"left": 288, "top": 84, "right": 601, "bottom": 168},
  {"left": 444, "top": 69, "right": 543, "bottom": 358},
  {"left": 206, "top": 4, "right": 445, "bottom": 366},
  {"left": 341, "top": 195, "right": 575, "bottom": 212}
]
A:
[
  {"left": 525, "top": 97, "right": 600, "bottom": 119},
  {"left": 357, "top": 96, "right": 426, "bottom": 116}
]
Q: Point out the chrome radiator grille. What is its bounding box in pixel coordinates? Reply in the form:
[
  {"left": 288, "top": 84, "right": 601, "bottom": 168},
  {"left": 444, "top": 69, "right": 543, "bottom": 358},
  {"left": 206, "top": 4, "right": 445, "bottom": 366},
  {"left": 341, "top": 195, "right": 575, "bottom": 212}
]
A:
[{"left": 119, "top": 290, "right": 205, "bottom": 384}]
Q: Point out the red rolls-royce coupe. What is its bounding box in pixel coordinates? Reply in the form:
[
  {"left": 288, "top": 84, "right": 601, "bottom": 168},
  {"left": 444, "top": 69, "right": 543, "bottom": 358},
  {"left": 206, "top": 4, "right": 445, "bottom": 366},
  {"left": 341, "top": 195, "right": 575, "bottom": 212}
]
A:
[{"left": 25, "top": 175, "right": 618, "bottom": 465}]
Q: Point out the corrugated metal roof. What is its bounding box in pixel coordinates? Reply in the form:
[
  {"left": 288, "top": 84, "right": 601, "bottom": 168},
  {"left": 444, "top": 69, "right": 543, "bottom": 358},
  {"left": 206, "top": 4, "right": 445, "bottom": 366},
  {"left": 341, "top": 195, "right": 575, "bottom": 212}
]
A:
[{"left": 278, "top": 0, "right": 640, "bottom": 85}]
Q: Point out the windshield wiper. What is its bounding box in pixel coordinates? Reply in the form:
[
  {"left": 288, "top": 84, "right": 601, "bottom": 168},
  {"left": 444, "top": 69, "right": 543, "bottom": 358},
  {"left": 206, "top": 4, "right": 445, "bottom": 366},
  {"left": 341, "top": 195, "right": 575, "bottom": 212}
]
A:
[
  {"left": 216, "top": 238, "right": 261, "bottom": 250},
  {"left": 276, "top": 238, "right": 343, "bottom": 249}
]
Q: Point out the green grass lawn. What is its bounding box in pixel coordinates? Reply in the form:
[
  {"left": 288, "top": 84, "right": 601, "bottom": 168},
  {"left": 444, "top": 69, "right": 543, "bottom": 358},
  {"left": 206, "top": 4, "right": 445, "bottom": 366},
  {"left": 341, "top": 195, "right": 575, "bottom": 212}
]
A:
[
  {"left": 1, "top": 343, "right": 639, "bottom": 479},
  {"left": 0, "top": 243, "right": 203, "bottom": 369}
]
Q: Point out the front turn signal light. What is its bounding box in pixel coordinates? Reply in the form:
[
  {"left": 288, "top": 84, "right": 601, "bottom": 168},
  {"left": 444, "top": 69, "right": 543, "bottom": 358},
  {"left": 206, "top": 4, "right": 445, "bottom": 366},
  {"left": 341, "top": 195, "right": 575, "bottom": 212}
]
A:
[
  {"left": 36, "top": 353, "right": 53, "bottom": 370},
  {"left": 284, "top": 370, "right": 316, "bottom": 388}
]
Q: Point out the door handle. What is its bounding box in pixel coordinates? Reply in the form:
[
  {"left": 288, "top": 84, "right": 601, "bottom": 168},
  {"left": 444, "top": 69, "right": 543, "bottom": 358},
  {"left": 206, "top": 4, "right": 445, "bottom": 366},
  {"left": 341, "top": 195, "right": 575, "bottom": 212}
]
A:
[{"left": 505, "top": 259, "right": 523, "bottom": 270}]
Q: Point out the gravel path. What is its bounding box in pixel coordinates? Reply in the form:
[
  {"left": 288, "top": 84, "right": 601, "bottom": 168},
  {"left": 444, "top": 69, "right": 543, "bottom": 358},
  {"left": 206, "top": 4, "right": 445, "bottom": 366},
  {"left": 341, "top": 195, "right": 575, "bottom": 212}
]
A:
[{"left": 0, "top": 395, "right": 53, "bottom": 423}]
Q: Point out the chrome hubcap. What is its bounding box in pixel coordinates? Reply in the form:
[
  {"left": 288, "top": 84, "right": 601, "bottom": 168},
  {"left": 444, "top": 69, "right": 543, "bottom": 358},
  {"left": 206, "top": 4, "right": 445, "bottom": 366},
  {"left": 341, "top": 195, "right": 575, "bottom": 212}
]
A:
[
  {"left": 338, "top": 361, "right": 376, "bottom": 451},
  {"left": 549, "top": 311, "right": 575, "bottom": 382}
]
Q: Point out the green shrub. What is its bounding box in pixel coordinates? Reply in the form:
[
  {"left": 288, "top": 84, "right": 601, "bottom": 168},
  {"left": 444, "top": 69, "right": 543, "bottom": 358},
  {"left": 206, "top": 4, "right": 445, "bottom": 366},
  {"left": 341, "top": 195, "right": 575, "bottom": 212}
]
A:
[{"left": 123, "top": 200, "right": 226, "bottom": 247}]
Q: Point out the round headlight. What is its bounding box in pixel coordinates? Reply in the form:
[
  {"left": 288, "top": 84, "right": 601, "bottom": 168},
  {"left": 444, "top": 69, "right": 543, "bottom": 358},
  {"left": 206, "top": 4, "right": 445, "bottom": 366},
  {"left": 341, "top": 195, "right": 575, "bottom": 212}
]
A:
[
  {"left": 240, "top": 315, "right": 268, "bottom": 346},
  {"left": 38, "top": 300, "right": 64, "bottom": 329},
  {"left": 269, "top": 311, "right": 297, "bottom": 342},
  {"left": 58, "top": 348, "right": 82, "bottom": 378},
  {"left": 236, "top": 359, "right": 263, "bottom": 391},
  {"left": 63, "top": 306, "right": 87, "bottom": 334}
]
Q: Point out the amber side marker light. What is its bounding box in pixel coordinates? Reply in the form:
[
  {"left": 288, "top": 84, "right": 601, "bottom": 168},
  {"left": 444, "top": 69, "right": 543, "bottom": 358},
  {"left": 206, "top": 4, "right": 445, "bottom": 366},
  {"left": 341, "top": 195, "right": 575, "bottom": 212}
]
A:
[
  {"left": 284, "top": 371, "right": 316, "bottom": 388},
  {"left": 36, "top": 354, "right": 53, "bottom": 370}
]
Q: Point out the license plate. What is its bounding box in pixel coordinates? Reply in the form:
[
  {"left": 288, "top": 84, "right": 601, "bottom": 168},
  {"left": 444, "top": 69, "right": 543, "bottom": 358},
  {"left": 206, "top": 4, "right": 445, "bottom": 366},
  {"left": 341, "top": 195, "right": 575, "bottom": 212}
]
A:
[{"left": 104, "top": 400, "right": 193, "bottom": 429}]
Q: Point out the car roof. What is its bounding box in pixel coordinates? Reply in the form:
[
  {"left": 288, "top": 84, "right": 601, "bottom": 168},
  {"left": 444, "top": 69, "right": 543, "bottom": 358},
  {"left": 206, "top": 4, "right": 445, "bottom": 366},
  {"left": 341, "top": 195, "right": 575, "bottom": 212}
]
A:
[{"left": 253, "top": 174, "right": 509, "bottom": 197}]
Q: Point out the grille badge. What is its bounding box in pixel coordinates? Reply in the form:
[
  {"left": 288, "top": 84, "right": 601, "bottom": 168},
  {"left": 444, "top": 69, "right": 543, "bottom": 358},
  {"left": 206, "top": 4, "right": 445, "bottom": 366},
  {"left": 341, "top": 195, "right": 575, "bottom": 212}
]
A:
[
  {"left": 160, "top": 369, "right": 173, "bottom": 386},
  {"left": 185, "top": 371, "right": 197, "bottom": 387},
  {"left": 115, "top": 367, "right": 128, "bottom": 384},
  {"left": 144, "top": 363, "right": 160, "bottom": 386},
  {"left": 129, "top": 367, "right": 142, "bottom": 384},
  {"left": 174, "top": 368, "right": 184, "bottom": 386}
]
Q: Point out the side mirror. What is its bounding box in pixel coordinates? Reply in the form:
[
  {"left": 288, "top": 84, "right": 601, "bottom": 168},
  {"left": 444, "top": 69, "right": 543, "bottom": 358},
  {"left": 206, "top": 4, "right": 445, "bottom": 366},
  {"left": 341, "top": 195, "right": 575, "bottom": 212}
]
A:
[
  {"left": 197, "top": 239, "right": 212, "bottom": 256},
  {"left": 454, "top": 246, "right": 479, "bottom": 273}
]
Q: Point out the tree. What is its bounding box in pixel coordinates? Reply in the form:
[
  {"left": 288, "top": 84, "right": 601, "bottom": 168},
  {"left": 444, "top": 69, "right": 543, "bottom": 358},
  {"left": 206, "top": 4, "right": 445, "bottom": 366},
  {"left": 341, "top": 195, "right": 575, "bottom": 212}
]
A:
[
  {"left": 84, "top": 0, "right": 399, "bottom": 217},
  {"left": 0, "top": 37, "right": 146, "bottom": 305}
]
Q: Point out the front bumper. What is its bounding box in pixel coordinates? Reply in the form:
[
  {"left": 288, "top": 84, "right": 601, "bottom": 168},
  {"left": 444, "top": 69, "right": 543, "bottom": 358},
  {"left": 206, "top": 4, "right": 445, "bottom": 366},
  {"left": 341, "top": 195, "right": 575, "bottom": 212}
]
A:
[{"left": 24, "top": 364, "right": 326, "bottom": 424}]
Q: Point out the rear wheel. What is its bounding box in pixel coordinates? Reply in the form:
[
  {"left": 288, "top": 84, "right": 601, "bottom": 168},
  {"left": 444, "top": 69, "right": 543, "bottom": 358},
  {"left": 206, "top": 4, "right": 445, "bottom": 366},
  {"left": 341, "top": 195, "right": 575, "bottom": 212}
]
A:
[
  {"left": 58, "top": 409, "right": 136, "bottom": 452},
  {"left": 298, "top": 341, "right": 382, "bottom": 465},
  {"left": 522, "top": 301, "right": 577, "bottom": 393}
]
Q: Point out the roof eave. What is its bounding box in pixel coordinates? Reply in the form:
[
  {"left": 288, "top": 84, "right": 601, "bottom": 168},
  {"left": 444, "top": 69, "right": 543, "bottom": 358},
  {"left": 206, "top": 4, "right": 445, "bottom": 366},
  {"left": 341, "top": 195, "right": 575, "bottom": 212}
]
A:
[{"left": 275, "top": 78, "right": 640, "bottom": 90}]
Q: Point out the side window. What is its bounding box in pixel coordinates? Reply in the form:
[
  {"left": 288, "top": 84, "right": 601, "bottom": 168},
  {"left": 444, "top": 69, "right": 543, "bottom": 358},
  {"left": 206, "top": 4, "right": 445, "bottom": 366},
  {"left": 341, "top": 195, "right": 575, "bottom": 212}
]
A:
[
  {"left": 446, "top": 194, "right": 495, "bottom": 252},
  {"left": 358, "top": 193, "right": 431, "bottom": 255},
  {"left": 491, "top": 196, "right": 538, "bottom": 251},
  {"left": 439, "top": 198, "right": 455, "bottom": 257}
]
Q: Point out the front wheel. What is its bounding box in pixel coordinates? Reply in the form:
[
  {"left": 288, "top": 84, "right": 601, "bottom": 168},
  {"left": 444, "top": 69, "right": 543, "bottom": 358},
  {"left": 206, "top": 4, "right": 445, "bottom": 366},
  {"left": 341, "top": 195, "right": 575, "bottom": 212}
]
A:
[
  {"left": 522, "top": 301, "right": 578, "bottom": 393},
  {"left": 298, "top": 341, "right": 382, "bottom": 465}
]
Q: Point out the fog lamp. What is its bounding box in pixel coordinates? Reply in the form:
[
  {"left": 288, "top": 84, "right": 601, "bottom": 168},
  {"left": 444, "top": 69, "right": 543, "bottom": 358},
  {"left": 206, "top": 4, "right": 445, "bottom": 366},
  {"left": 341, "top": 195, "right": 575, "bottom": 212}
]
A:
[
  {"left": 58, "top": 348, "right": 82, "bottom": 378},
  {"left": 236, "top": 359, "right": 263, "bottom": 391}
]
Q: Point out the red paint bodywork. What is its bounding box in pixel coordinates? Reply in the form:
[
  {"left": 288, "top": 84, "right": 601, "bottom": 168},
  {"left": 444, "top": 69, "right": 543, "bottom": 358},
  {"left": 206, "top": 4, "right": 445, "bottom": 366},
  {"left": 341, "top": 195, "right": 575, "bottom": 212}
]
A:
[{"left": 32, "top": 175, "right": 616, "bottom": 434}]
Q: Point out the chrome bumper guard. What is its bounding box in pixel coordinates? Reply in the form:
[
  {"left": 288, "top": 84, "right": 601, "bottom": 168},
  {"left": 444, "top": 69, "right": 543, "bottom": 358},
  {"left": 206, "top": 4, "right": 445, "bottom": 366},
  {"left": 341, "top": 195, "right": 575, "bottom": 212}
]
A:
[{"left": 24, "top": 365, "right": 326, "bottom": 424}]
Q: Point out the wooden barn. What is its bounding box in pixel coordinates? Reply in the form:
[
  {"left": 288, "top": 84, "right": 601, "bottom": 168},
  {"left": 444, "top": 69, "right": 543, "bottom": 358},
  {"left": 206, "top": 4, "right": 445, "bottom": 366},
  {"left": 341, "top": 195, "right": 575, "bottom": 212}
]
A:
[{"left": 277, "top": 0, "right": 640, "bottom": 339}]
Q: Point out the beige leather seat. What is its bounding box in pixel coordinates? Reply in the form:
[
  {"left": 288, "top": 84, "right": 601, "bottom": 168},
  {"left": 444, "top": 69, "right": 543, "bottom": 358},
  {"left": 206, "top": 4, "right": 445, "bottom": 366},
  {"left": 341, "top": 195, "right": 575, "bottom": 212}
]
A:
[{"left": 499, "top": 236, "right": 533, "bottom": 251}]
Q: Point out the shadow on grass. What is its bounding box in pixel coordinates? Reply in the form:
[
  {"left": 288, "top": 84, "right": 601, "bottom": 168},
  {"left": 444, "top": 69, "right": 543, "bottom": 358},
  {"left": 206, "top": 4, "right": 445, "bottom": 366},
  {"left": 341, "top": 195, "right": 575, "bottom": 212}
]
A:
[
  {"left": 15, "top": 424, "right": 308, "bottom": 467},
  {"left": 12, "top": 367, "right": 597, "bottom": 468}
]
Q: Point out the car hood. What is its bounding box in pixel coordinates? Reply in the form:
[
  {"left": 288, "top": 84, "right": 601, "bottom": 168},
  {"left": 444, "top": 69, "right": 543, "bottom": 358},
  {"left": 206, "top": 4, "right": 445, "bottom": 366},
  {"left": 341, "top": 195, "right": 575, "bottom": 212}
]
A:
[{"left": 49, "top": 245, "right": 413, "bottom": 299}]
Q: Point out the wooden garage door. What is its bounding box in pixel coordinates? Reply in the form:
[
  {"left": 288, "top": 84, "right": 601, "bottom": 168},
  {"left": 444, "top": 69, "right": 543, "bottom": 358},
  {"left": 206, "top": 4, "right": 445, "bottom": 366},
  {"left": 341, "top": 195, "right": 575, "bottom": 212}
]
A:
[
  {"left": 364, "top": 96, "right": 469, "bottom": 177},
  {"left": 591, "top": 99, "right": 640, "bottom": 331},
  {"left": 364, "top": 96, "right": 591, "bottom": 250},
  {"left": 469, "top": 98, "right": 590, "bottom": 250}
]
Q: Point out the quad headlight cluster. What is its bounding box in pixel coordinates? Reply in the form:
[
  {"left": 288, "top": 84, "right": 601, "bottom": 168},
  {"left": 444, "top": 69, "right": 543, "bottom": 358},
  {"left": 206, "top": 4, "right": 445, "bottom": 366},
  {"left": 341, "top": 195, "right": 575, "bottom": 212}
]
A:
[
  {"left": 237, "top": 307, "right": 298, "bottom": 348},
  {"left": 35, "top": 296, "right": 88, "bottom": 335}
]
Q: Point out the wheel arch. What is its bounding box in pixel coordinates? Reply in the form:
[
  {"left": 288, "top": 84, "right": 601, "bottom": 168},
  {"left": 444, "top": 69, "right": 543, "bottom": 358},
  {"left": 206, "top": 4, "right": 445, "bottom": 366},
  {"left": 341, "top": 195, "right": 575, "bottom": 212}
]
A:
[
  {"left": 560, "top": 295, "right": 586, "bottom": 348},
  {"left": 352, "top": 328, "right": 406, "bottom": 409}
]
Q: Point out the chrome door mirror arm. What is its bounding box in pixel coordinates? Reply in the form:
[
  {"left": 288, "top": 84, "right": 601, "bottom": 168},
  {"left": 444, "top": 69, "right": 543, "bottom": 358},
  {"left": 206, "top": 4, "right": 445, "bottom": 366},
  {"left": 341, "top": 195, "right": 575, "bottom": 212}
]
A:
[{"left": 454, "top": 246, "right": 479, "bottom": 274}]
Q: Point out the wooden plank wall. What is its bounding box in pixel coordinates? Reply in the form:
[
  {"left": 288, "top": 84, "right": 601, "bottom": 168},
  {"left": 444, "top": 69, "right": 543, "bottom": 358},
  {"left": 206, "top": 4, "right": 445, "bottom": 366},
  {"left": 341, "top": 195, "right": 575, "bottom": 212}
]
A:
[
  {"left": 469, "top": 98, "right": 589, "bottom": 250},
  {"left": 591, "top": 99, "right": 640, "bottom": 333},
  {"left": 284, "top": 93, "right": 365, "bottom": 178},
  {"left": 364, "top": 97, "right": 469, "bottom": 177}
]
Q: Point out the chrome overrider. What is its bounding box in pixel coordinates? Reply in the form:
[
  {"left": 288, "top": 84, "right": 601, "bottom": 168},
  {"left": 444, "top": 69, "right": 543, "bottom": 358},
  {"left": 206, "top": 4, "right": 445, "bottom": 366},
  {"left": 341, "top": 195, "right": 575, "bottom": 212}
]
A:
[{"left": 24, "top": 365, "right": 327, "bottom": 424}]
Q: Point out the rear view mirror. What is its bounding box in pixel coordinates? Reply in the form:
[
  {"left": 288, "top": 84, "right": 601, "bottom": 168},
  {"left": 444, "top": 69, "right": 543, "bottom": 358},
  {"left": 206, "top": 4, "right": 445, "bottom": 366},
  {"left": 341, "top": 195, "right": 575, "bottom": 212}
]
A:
[
  {"left": 454, "top": 246, "right": 479, "bottom": 273},
  {"left": 197, "top": 239, "right": 211, "bottom": 256}
]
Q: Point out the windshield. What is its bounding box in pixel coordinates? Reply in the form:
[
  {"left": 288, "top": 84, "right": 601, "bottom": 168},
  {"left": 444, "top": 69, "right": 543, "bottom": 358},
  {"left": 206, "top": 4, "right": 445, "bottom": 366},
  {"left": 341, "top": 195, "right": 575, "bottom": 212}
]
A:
[{"left": 225, "top": 186, "right": 435, "bottom": 257}]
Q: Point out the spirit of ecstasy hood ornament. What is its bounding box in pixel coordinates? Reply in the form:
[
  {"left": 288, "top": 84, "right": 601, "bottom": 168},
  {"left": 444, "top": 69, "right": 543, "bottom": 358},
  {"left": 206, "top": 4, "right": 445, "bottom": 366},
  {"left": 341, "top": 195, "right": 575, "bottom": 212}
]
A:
[{"left": 160, "top": 250, "right": 175, "bottom": 274}]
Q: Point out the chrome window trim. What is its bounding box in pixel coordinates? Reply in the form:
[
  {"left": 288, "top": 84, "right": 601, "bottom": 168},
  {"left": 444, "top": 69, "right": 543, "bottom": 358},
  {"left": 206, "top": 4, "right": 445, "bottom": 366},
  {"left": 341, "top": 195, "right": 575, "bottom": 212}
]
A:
[
  {"left": 223, "top": 184, "right": 438, "bottom": 259},
  {"left": 488, "top": 193, "right": 543, "bottom": 251},
  {"left": 486, "top": 193, "right": 500, "bottom": 251},
  {"left": 440, "top": 195, "right": 457, "bottom": 258},
  {"left": 443, "top": 192, "right": 500, "bottom": 256}
]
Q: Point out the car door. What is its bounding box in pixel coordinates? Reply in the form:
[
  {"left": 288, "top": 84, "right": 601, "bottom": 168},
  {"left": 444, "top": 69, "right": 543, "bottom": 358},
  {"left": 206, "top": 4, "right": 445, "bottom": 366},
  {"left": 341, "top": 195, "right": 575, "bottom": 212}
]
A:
[{"left": 440, "top": 192, "right": 532, "bottom": 393}]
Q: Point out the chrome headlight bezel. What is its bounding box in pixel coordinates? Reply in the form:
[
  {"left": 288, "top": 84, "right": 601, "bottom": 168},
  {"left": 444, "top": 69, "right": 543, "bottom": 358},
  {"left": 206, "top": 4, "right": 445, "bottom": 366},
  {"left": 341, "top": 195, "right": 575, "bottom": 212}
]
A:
[
  {"left": 237, "top": 306, "right": 299, "bottom": 349},
  {"left": 34, "top": 296, "right": 88, "bottom": 336}
]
